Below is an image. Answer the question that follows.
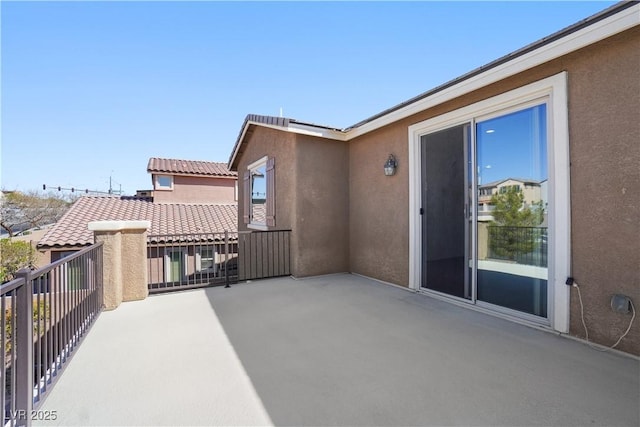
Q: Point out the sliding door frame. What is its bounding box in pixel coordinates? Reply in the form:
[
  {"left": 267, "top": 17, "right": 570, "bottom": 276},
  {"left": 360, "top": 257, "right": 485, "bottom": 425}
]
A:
[{"left": 408, "top": 72, "right": 571, "bottom": 333}]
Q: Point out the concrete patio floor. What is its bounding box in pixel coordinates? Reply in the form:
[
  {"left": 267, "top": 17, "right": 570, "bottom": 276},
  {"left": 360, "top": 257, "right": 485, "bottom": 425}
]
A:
[{"left": 35, "top": 274, "right": 639, "bottom": 426}]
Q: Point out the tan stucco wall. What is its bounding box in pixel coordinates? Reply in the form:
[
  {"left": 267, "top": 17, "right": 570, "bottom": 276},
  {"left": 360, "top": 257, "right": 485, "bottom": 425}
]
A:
[
  {"left": 564, "top": 27, "right": 640, "bottom": 355},
  {"left": 349, "top": 124, "right": 410, "bottom": 286},
  {"left": 11, "top": 229, "right": 51, "bottom": 268},
  {"left": 235, "top": 126, "right": 349, "bottom": 277},
  {"left": 236, "top": 126, "right": 299, "bottom": 273},
  {"left": 90, "top": 221, "right": 150, "bottom": 310},
  {"left": 153, "top": 175, "right": 236, "bottom": 204},
  {"left": 294, "top": 134, "right": 350, "bottom": 276},
  {"left": 120, "top": 229, "right": 149, "bottom": 302},
  {"left": 347, "top": 27, "right": 639, "bottom": 354},
  {"left": 233, "top": 27, "right": 639, "bottom": 354},
  {"left": 94, "top": 231, "right": 123, "bottom": 310}
]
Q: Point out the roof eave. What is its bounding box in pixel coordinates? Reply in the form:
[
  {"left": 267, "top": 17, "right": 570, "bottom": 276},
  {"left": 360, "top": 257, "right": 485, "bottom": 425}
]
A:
[
  {"left": 343, "top": 1, "right": 639, "bottom": 137},
  {"left": 228, "top": 115, "right": 347, "bottom": 171},
  {"left": 228, "top": 2, "right": 638, "bottom": 169}
]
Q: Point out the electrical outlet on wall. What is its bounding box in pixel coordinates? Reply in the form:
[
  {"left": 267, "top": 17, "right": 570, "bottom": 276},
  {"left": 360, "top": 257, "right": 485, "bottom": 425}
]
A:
[{"left": 611, "top": 294, "right": 632, "bottom": 314}]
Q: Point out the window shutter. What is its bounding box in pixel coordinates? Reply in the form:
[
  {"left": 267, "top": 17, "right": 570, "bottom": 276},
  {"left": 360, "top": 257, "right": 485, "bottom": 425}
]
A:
[
  {"left": 243, "top": 170, "right": 251, "bottom": 224},
  {"left": 266, "top": 157, "right": 276, "bottom": 226}
]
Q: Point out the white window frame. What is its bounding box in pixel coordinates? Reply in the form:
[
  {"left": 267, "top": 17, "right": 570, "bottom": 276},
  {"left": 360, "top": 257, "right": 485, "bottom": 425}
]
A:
[
  {"left": 154, "top": 174, "right": 174, "bottom": 191},
  {"left": 196, "top": 246, "right": 217, "bottom": 273},
  {"left": 408, "top": 72, "right": 571, "bottom": 333},
  {"left": 247, "top": 156, "right": 269, "bottom": 231},
  {"left": 164, "top": 248, "right": 187, "bottom": 282}
]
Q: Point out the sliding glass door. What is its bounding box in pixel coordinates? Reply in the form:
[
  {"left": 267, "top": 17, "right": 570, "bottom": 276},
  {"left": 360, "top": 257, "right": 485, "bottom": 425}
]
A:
[
  {"left": 476, "top": 104, "right": 548, "bottom": 317},
  {"left": 420, "top": 103, "right": 549, "bottom": 320}
]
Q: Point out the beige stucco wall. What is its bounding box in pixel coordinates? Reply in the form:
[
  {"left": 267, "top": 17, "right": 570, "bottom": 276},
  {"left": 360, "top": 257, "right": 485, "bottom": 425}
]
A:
[
  {"left": 153, "top": 175, "right": 236, "bottom": 204},
  {"left": 11, "top": 229, "right": 51, "bottom": 268},
  {"left": 120, "top": 229, "right": 149, "bottom": 302},
  {"left": 235, "top": 126, "right": 349, "bottom": 277},
  {"left": 564, "top": 27, "right": 639, "bottom": 355},
  {"left": 232, "top": 27, "right": 639, "bottom": 354},
  {"left": 349, "top": 124, "right": 410, "bottom": 286},
  {"left": 94, "top": 231, "right": 123, "bottom": 310},
  {"left": 236, "top": 126, "right": 299, "bottom": 273},
  {"left": 294, "top": 134, "right": 350, "bottom": 276},
  {"left": 347, "top": 27, "right": 639, "bottom": 354},
  {"left": 90, "top": 221, "right": 150, "bottom": 310}
]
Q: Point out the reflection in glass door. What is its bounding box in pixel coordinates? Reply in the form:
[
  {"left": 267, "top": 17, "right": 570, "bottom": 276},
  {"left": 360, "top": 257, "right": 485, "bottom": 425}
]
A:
[
  {"left": 476, "top": 104, "right": 548, "bottom": 317},
  {"left": 419, "top": 103, "right": 549, "bottom": 320}
]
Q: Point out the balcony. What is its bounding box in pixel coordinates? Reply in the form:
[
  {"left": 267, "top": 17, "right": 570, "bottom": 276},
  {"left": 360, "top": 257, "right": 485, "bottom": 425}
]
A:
[
  {"left": 4, "top": 221, "right": 638, "bottom": 426},
  {"left": 32, "top": 274, "right": 639, "bottom": 426}
]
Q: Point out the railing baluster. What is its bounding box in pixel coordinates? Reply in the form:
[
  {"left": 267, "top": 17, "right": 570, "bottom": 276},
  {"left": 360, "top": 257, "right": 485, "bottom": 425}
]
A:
[
  {"left": 15, "top": 269, "right": 33, "bottom": 427},
  {"left": 1, "top": 293, "right": 6, "bottom": 427},
  {"left": 11, "top": 291, "right": 17, "bottom": 426},
  {"left": 224, "top": 231, "right": 230, "bottom": 288}
]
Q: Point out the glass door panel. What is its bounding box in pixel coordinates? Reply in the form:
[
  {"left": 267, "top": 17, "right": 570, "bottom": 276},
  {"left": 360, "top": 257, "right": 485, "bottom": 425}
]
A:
[
  {"left": 421, "top": 124, "right": 471, "bottom": 299},
  {"left": 476, "top": 104, "right": 548, "bottom": 317}
]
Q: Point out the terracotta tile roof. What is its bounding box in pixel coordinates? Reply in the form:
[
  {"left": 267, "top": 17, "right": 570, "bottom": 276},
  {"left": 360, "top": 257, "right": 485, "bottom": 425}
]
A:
[
  {"left": 37, "top": 196, "right": 237, "bottom": 248},
  {"left": 148, "top": 157, "right": 237, "bottom": 178}
]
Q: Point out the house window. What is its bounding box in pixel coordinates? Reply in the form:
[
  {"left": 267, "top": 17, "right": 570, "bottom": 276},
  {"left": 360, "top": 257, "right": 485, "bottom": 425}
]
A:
[
  {"left": 499, "top": 185, "right": 521, "bottom": 194},
  {"left": 244, "top": 156, "right": 275, "bottom": 229},
  {"left": 198, "top": 247, "right": 216, "bottom": 271},
  {"left": 165, "top": 248, "right": 185, "bottom": 282},
  {"left": 155, "top": 175, "right": 173, "bottom": 190}
]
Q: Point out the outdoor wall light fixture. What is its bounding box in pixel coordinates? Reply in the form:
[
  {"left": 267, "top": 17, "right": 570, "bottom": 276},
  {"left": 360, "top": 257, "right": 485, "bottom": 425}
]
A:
[{"left": 384, "top": 154, "right": 397, "bottom": 176}]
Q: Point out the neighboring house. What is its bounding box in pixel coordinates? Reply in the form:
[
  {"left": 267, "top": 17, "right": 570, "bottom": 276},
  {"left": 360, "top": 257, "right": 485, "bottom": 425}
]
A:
[
  {"left": 228, "top": 3, "right": 639, "bottom": 354},
  {"left": 4, "top": 226, "right": 54, "bottom": 270},
  {"left": 147, "top": 157, "right": 238, "bottom": 204},
  {"left": 478, "top": 178, "right": 546, "bottom": 222},
  {"left": 37, "top": 196, "right": 238, "bottom": 284}
]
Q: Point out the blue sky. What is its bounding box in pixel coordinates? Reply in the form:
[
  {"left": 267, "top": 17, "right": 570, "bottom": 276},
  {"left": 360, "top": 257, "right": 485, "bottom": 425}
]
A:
[{"left": 1, "top": 1, "right": 615, "bottom": 195}]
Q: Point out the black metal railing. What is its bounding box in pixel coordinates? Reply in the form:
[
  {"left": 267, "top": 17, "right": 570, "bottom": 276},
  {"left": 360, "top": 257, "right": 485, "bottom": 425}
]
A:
[
  {"left": 147, "top": 232, "right": 239, "bottom": 293},
  {"left": 488, "top": 226, "right": 547, "bottom": 267},
  {"left": 147, "top": 230, "right": 292, "bottom": 293},
  {"left": 2, "top": 243, "right": 103, "bottom": 426},
  {"left": 238, "top": 230, "right": 291, "bottom": 281}
]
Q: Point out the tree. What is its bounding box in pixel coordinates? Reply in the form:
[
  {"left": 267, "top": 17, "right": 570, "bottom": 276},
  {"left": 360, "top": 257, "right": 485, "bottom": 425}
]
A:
[
  {"left": 488, "top": 187, "right": 545, "bottom": 261},
  {"left": 0, "top": 239, "right": 35, "bottom": 283},
  {"left": 490, "top": 187, "right": 544, "bottom": 227},
  {"left": 0, "top": 190, "right": 71, "bottom": 237}
]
